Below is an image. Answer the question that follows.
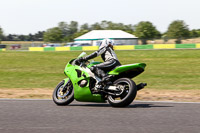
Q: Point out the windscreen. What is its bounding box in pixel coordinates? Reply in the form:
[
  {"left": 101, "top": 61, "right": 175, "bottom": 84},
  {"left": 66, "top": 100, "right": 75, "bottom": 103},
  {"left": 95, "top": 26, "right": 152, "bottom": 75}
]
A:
[{"left": 78, "top": 52, "right": 87, "bottom": 58}]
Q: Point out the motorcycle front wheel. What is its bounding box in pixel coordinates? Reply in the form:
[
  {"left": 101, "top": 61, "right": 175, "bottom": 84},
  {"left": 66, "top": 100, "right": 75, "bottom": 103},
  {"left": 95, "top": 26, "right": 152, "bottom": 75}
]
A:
[
  {"left": 53, "top": 80, "right": 74, "bottom": 106},
  {"left": 108, "top": 78, "right": 137, "bottom": 107}
]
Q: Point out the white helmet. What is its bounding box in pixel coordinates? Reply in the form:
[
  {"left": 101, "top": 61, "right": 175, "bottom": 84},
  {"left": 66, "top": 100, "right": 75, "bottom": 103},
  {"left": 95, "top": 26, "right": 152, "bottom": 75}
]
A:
[{"left": 103, "top": 38, "right": 114, "bottom": 46}]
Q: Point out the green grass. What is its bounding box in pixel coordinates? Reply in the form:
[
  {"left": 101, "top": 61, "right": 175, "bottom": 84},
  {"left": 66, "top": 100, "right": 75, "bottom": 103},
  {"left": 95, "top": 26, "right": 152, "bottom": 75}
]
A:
[{"left": 0, "top": 49, "right": 200, "bottom": 90}]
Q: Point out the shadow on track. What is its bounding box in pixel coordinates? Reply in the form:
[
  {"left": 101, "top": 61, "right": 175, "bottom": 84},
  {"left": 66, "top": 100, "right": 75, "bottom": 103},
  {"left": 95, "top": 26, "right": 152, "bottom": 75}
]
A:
[
  {"left": 69, "top": 103, "right": 173, "bottom": 108},
  {"left": 128, "top": 104, "right": 173, "bottom": 108}
]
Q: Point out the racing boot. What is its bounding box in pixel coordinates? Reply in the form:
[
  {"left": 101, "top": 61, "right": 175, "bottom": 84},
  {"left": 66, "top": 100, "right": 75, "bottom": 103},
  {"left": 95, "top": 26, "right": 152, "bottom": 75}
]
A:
[
  {"left": 101, "top": 75, "right": 113, "bottom": 85},
  {"left": 90, "top": 66, "right": 112, "bottom": 91},
  {"left": 96, "top": 69, "right": 112, "bottom": 85}
]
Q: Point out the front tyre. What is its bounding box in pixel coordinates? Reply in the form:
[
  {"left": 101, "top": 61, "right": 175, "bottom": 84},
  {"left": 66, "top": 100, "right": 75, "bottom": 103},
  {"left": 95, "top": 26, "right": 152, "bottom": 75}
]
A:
[
  {"left": 53, "top": 80, "right": 74, "bottom": 106},
  {"left": 108, "top": 78, "right": 137, "bottom": 107}
]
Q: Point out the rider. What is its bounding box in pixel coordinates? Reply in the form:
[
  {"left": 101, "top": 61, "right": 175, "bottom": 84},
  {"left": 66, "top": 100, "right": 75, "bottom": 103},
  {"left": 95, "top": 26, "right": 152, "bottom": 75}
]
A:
[{"left": 78, "top": 38, "right": 121, "bottom": 83}]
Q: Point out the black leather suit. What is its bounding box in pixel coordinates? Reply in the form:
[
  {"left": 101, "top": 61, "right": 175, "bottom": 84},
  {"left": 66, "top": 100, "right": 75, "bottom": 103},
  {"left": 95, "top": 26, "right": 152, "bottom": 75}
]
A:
[{"left": 84, "top": 42, "right": 121, "bottom": 79}]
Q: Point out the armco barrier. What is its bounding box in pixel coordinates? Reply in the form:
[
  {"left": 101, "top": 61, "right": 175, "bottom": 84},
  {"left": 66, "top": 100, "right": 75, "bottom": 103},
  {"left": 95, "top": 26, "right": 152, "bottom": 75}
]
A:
[
  {"left": 176, "top": 44, "right": 196, "bottom": 49},
  {"left": 28, "top": 44, "right": 200, "bottom": 51},
  {"left": 0, "top": 48, "right": 6, "bottom": 51},
  {"left": 114, "top": 45, "right": 134, "bottom": 50},
  {"left": 196, "top": 44, "right": 200, "bottom": 48},
  {"left": 29, "top": 47, "right": 44, "bottom": 51},
  {"left": 55, "top": 47, "right": 70, "bottom": 51},
  {"left": 154, "top": 44, "right": 175, "bottom": 49},
  {"left": 82, "top": 46, "right": 99, "bottom": 51},
  {"left": 44, "top": 47, "right": 55, "bottom": 51},
  {"left": 70, "top": 46, "right": 82, "bottom": 51},
  {"left": 135, "top": 45, "right": 153, "bottom": 49}
]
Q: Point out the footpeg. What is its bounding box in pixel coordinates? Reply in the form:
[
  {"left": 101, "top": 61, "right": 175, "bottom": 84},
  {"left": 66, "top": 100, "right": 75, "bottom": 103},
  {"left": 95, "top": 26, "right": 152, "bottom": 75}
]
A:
[{"left": 136, "top": 83, "right": 147, "bottom": 91}]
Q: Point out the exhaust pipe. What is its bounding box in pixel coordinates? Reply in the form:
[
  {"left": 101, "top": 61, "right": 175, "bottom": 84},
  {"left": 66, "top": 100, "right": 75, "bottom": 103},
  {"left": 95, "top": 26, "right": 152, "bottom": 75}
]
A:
[{"left": 137, "top": 83, "right": 147, "bottom": 91}]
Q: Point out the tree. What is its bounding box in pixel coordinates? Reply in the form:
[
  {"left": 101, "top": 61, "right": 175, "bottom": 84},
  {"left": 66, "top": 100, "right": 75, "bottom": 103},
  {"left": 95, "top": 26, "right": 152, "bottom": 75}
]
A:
[
  {"left": 58, "top": 21, "right": 69, "bottom": 37},
  {"left": 34, "top": 31, "right": 45, "bottom": 41},
  {"left": 68, "top": 21, "right": 78, "bottom": 35},
  {"left": 196, "top": 29, "right": 200, "bottom": 37},
  {"left": 80, "top": 23, "right": 90, "bottom": 31},
  {"left": 6, "top": 34, "right": 14, "bottom": 41},
  {"left": 190, "top": 29, "right": 199, "bottom": 38},
  {"left": 57, "top": 21, "right": 79, "bottom": 42},
  {"left": 28, "top": 34, "right": 34, "bottom": 41},
  {"left": 89, "top": 20, "right": 135, "bottom": 35},
  {"left": 167, "top": 20, "right": 190, "bottom": 44},
  {"left": 91, "top": 22, "right": 102, "bottom": 30},
  {"left": 43, "top": 27, "right": 63, "bottom": 42},
  {"left": 162, "top": 34, "right": 169, "bottom": 44},
  {"left": 134, "top": 21, "right": 161, "bottom": 44},
  {"left": 0, "top": 26, "right": 4, "bottom": 42},
  {"left": 18, "top": 35, "right": 27, "bottom": 41}
]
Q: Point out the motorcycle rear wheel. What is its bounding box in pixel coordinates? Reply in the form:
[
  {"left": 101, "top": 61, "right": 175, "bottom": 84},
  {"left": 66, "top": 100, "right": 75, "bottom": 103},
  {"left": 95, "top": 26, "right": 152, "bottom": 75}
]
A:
[
  {"left": 108, "top": 78, "right": 137, "bottom": 107},
  {"left": 53, "top": 80, "right": 74, "bottom": 106}
]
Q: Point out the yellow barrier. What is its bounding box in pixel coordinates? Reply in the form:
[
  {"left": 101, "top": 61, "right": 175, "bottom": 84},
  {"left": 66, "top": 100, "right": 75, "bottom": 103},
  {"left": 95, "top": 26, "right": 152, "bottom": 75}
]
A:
[
  {"left": 196, "top": 44, "right": 200, "bottom": 48},
  {"left": 82, "top": 46, "right": 99, "bottom": 51},
  {"left": 29, "top": 47, "right": 44, "bottom": 51},
  {"left": 55, "top": 47, "right": 70, "bottom": 51},
  {"left": 2, "top": 48, "right": 6, "bottom": 51},
  {"left": 28, "top": 44, "right": 200, "bottom": 51},
  {"left": 154, "top": 44, "right": 175, "bottom": 49},
  {"left": 114, "top": 45, "right": 134, "bottom": 50}
]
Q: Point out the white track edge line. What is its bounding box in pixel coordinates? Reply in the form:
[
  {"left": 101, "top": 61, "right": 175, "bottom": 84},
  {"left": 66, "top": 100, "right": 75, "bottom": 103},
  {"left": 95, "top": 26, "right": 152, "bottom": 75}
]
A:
[{"left": 0, "top": 98, "right": 200, "bottom": 104}]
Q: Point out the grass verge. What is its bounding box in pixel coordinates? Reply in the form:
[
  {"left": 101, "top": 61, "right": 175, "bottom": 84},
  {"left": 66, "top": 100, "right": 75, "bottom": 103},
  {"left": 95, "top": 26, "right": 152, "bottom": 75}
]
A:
[{"left": 0, "top": 49, "right": 200, "bottom": 100}]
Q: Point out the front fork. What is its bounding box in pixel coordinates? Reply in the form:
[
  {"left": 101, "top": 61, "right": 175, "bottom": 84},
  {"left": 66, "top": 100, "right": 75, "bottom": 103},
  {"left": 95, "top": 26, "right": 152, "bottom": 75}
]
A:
[{"left": 61, "top": 78, "right": 70, "bottom": 92}]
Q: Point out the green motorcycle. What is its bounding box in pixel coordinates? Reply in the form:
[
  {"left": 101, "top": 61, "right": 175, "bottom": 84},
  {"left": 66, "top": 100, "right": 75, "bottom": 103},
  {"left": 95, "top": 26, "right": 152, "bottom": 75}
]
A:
[{"left": 53, "top": 52, "right": 147, "bottom": 107}]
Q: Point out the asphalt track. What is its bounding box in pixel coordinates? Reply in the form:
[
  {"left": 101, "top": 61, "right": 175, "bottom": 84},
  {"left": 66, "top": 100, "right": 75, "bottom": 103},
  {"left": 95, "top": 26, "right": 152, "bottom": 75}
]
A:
[{"left": 0, "top": 99, "right": 200, "bottom": 133}]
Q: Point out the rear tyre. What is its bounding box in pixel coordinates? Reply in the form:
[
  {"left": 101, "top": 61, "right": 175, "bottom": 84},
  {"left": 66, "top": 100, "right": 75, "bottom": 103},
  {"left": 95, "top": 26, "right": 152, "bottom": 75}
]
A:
[
  {"left": 108, "top": 78, "right": 137, "bottom": 107},
  {"left": 53, "top": 80, "right": 74, "bottom": 106}
]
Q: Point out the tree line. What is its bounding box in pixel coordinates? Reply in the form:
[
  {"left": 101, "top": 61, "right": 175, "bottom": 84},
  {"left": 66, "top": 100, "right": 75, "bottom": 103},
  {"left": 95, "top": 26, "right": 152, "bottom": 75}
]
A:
[
  {"left": 1, "top": 20, "right": 200, "bottom": 44},
  {"left": 0, "top": 30, "right": 44, "bottom": 42}
]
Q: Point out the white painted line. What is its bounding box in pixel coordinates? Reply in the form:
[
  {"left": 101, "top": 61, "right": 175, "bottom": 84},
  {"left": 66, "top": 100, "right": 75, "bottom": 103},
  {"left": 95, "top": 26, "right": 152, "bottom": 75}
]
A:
[
  {"left": 135, "top": 100, "right": 200, "bottom": 104},
  {"left": 0, "top": 98, "right": 200, "bottom": 104},
  {"left": 0, "top": 98, "right": 51, "bottom": 101}
]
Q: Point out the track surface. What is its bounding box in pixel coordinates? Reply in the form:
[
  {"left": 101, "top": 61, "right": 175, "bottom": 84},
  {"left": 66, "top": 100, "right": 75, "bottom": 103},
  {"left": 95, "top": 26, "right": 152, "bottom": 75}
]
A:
[{"left": 0, "top": 99, "right": 200, "bottom": 133}]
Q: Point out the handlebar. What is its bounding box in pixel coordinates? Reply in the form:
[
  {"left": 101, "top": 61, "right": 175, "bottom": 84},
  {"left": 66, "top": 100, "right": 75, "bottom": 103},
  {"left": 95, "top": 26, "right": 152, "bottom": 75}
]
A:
[{"left": 73, "top": 59, "right": 89, "bottom": 67}]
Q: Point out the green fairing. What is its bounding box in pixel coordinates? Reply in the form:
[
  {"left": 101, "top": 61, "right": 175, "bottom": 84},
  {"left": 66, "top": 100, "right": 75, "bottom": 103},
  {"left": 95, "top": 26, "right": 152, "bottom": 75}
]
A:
[
  {"left": 109, "top": 63, "right": 146, "bottom": 76},
  {"left": 87, "top": 61, "right": 146, "bottom": 77},
  {"left": 64, "top": 60, "right": 105, "bottom": 103},
  {"left": 63, "top": 57, "right": 145, "bottom": 102}
]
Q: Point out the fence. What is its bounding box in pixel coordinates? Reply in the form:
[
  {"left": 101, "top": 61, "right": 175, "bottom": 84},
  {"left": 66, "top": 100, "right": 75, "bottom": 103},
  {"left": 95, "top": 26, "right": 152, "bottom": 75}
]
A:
[
  {"left": 0, "top": 48, "right": 6, "bottom": 51},
  {"left": 1, "top": 43, "right": 200, "bottom": 52},
  {"left": 28, "top": 44, "right": 200, "bottom": 51}
]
